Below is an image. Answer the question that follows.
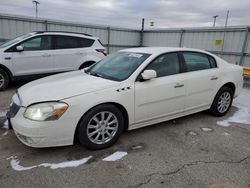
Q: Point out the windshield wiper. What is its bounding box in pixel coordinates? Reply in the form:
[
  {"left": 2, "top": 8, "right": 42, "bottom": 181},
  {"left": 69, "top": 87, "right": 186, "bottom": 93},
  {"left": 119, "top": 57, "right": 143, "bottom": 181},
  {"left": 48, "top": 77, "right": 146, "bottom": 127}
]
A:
[{"left": 89, "top": 71, "right": 103, "bottom": 78}]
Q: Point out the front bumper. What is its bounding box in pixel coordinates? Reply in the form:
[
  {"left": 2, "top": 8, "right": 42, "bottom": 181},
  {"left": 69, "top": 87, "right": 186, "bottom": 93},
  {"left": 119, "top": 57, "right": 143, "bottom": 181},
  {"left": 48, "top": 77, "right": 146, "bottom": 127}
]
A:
[{"left": 10, "top": 107, "right": 78, "bottom": 148}]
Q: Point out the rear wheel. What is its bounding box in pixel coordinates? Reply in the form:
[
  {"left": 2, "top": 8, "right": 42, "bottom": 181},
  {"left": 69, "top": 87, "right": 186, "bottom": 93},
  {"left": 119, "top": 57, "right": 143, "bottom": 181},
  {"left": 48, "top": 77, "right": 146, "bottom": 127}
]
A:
[
  {"left": 0, "top": 68, "right": 10, "bottom": 91},
  {"left": 77, "top": 104, "right": 124, "bottom": 150},
  {"left": 209, "top": 87, "right": 233, "bottom": 116}
]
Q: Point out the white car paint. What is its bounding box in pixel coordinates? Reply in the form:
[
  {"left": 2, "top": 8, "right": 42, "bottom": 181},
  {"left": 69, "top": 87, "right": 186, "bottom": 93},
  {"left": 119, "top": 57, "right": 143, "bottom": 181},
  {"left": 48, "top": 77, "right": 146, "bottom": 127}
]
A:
[
  {"left": 0, "top": 31, "right": 105, "bottom": 77},
  {"left": 9, "top": 47, "right": 243, "bottom": 148}
]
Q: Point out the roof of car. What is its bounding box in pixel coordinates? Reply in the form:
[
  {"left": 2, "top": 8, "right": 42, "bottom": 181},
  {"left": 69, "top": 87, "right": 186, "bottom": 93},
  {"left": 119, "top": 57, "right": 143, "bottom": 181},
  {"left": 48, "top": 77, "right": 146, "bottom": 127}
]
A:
[
  {"left": 31, "top": 31, "right": 97, "bottom": 39},
  {"left": 120, "top": 47, "right": 212, "bottom": 56}
]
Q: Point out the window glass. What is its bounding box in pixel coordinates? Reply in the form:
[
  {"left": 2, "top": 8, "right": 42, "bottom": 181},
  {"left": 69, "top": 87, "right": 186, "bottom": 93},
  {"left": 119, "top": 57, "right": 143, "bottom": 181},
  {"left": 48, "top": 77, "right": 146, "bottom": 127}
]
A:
[
  {"left": 146, "top": 53, "right": 180, "bottom": 77},
  {"left": 183, "top": 52, "right": 211, "bottom": 72},
  {"left": 20, "top": 36, "right": 52, "bottom": 51},
  {"left": 55, "top": 36, "right": 94, "bottom": 49},
  {"left": 209, "top": 56, "right": 217, "bottom": 68},
  {"left": 0, "top": 33, "right": 32, "bottom": 49},
  {"left": 55, "top": 36, "right": 78, "bottom": 49},
  {"left": 78, "top": 38, "right": 94, "bottom": 47},
  {"left": 87, "top": 52, "right": 151, "bottom": 81}
]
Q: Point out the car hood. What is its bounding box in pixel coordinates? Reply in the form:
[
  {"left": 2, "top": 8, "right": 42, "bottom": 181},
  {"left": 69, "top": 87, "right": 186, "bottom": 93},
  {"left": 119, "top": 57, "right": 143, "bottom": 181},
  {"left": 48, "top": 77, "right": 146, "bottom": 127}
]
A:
[{"left": 18, "top": 70, "right": 120, "bottom": 107}]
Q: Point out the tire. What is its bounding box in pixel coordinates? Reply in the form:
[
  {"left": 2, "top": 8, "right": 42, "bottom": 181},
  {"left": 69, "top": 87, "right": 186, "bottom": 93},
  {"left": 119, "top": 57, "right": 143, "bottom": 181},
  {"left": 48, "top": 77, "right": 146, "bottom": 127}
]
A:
[
  {"left": 0, "top": 68, "right": 10, "bottom": 91},
  {"left": 209, "top": 87, "right": 233, "bottom": 116},
  {"left": 77, "top": 104, "right": 124, "bottom": 150}
]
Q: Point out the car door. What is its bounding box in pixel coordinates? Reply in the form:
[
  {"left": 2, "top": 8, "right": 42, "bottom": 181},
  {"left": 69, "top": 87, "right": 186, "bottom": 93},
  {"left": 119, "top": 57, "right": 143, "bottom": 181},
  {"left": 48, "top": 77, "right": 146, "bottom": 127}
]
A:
[
  {"left": 134, "top": 52, "right": 186, "bottom": 123},
  {"left": 52, "top": 35, "right": 92, "bottom": 72},
  {"left": 10, "top": 35, "right": 54, "bottom": 76},
  {"left": 181, "top": 52, "right": 220, "bottom": 111}
]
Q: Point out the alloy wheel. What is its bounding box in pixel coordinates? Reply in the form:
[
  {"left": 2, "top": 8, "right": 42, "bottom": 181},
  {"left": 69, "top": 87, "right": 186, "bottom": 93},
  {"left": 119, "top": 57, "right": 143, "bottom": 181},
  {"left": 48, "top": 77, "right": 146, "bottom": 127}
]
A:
[
  {"left": 87, "top": 111, "right": 118, "bottom": 144},
  {"left": 217, "top": 91, "right": 231, "bottom": 113}
]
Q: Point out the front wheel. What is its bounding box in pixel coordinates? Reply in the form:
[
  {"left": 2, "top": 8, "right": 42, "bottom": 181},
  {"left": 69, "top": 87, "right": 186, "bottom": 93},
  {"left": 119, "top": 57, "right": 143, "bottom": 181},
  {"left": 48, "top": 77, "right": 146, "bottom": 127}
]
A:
[
  {"left": 77, "top": 104, "right": 124, "bottom": 150},
  {"left": 209, "top": 87, "right": 233, "bottom": 116}
]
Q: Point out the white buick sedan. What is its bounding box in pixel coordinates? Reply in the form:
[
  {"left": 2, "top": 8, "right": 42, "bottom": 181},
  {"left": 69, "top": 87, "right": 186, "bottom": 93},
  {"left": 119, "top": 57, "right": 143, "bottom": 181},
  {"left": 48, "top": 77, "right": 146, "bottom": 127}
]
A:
[{"left": 8, "top": 47, "right": 243, "bottom": 149}]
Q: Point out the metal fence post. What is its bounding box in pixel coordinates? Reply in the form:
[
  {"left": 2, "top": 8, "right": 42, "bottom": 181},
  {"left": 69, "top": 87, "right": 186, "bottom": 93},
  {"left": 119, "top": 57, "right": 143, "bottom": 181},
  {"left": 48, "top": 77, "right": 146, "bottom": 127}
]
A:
[
  {"left": 107, "top": 27, "right": 110, "bottom": 54},
  {"left": 140, "top": 18, "right": 145, "bottom": 47},
  {"left": 179, "top": 29, "right": 185, "bottom": 47},
  {"left": 44, "top": 20, "right": 48, "bottom": 31},
  {"left": 239, "top": 27, "right": 250, "bottom": 66}
]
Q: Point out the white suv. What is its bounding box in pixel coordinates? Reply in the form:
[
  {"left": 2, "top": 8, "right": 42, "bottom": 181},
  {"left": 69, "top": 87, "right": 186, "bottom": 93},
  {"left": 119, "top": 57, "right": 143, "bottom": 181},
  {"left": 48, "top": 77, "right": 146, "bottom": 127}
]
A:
[{"left": 0, "top": 31, "right": 106, "bottom": 90}]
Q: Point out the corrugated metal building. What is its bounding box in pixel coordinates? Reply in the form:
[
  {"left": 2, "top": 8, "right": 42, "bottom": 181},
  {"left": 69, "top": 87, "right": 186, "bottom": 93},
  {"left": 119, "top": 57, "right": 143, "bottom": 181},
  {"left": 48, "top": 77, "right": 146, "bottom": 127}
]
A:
[{"left": 0, "top": 13, "right": 249, "bottom": 68}]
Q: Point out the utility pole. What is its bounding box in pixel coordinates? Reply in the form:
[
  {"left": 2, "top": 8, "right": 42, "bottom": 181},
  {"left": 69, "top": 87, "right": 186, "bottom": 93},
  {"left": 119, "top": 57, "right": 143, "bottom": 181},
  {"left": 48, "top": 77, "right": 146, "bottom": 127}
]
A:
[
  {"left": 213, "top": 15, "right": 219, "bottom": 27},
  {"left": 140, "top": 18, "right": 145, "bottom": 47},
  {"left": 32, "top": 0, "right": 40, "bottom": 18},
  {"left": 221, "top": 10, "right": 230, "bottom": 54}
]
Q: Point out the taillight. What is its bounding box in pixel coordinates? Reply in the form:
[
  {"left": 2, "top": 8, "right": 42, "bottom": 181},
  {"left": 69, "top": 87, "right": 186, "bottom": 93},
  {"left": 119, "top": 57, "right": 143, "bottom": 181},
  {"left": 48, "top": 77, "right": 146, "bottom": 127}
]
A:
[{"left": 96, "top": 49, "right": 107, "bottom": 56}]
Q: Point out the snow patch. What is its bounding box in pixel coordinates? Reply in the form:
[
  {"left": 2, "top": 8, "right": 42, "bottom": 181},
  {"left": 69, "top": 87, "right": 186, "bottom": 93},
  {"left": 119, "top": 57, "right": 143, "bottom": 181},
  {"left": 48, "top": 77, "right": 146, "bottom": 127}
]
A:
[
  {"left": 222, "top": 132, "right": 230, "bottom": 136},
  {"left": 9, "top": 156, "right": 92, "bottom": 171},
  {"left": 217, "top": 89, "right": 250, "bottom": 127},
  {"left": 186, "top": 131, "right": 198, "bottom": 136},
  {"left": 0, "top": 111, "right": 7, "bottom": 118},
  {"left": 2, "top": 131, "right": 8, "bottom": 136},
  {"left": 201, "top": 127, "right": 213, "bottom": 132},
  {"left": 132, "top": 145, "right": 143, "bottom": 150},
  {"left": 103, "top": 151, "right": 128, "bottom": 161},
  {"left": 2, "top": 121, "right": 9, "bottom": 129}
]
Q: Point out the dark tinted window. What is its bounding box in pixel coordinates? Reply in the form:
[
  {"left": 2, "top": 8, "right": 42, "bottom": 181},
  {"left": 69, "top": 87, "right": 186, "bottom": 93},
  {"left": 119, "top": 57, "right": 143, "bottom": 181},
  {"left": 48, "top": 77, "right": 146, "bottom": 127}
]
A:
[
  {"left": 146, "top": 53, "right": 180, "bottom": 78},
  {"left": 209, "top": 56, "right": 217, "bottom": 68},
  {"left": 183, "top": 52, "right": 212, "bottom": 72},
  {"left": 55, "top": 35, "right": 94, "bottom": 49},
  {"left": 18, "top": 36, "right": 52, "bottom": 51}
]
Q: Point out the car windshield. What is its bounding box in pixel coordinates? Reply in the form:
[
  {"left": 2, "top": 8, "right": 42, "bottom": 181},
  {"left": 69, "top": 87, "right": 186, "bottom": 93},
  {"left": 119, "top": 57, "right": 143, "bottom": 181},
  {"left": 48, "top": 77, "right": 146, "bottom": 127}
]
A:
[
  {"left": 86, "top": 52, "right": 151, "bottom": 81},
  {"left": 0, "top": 33, "right": 33, "bottom": 48}
]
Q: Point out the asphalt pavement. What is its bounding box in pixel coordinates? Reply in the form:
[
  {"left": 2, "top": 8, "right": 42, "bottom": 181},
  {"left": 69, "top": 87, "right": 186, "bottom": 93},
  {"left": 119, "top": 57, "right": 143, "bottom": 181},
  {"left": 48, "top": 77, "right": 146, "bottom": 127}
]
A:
[{"left": 0, "top": 81, "right": 249, "bottom": 188}]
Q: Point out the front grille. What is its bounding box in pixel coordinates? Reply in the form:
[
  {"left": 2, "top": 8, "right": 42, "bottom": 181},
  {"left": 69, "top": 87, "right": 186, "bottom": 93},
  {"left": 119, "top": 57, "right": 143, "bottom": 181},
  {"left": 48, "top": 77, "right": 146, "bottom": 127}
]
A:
[{"left": 9, "top": 102, "right": 20, "bottom": 118}]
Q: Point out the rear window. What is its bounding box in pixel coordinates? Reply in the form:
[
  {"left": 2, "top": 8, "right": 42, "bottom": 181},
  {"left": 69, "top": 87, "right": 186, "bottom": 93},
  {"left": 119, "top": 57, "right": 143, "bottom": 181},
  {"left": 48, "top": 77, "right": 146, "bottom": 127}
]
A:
[
  {"left": 55, "top": 35, "right": 94, "bottom": 49},
  {"left": 183, "top": 52, "right": 212, "bottom": 72}
]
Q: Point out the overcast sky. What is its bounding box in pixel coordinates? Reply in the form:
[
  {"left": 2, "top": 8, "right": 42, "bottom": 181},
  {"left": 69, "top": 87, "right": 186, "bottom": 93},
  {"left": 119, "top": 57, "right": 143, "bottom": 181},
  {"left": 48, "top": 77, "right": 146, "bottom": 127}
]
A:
[{"left": 0, "top": 0, "right": 249, "bottom": 29}]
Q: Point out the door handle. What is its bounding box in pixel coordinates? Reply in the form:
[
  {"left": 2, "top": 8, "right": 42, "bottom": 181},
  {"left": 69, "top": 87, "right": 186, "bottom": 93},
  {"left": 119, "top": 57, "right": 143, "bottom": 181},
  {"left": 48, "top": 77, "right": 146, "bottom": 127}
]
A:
[
  {"left": 174, "top": 83, "right": 184, "bottom": 88},
  {"left": 211, "top": 76, "right": 218, "bottom": 80},
  {"left": 4, "top": 57, "right": 11, "bottom": 60}
]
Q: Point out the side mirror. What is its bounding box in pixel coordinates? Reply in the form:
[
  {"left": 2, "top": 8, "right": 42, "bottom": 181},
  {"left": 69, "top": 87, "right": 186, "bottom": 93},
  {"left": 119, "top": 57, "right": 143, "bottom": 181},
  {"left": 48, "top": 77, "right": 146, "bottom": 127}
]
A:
[
  {"left": 16, "top": 45, "right": 24, "bottom": 52},
  {"left": 141, "top": 69, "right": 157, "bottom": 80}
]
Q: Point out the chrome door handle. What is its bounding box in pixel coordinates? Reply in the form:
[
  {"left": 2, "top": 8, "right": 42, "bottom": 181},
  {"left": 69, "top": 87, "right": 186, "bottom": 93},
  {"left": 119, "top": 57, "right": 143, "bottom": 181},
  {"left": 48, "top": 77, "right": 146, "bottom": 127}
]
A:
[
  {"left": 211, "top": 76, "right": 218, "bottom": 80},
  {"left": 174, "top": 83, "right": 184, "bottom": 88}
]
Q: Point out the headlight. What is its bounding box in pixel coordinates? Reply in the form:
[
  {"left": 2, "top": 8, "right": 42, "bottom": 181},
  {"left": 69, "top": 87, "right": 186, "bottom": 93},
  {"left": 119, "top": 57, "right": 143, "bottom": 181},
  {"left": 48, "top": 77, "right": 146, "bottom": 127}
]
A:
[{"left": 24, "top": 102, "right": 68, "bottom": 121}]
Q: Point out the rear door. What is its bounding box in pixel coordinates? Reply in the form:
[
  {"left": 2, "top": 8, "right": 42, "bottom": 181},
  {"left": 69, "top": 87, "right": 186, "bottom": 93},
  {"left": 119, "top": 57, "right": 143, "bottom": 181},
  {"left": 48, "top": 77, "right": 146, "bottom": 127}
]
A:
[
  {"left": 134, "top": 52, "right": 186, "bottom": 123},
  {"left": 52, "top": 35, "right": 95, "bottom": 72},
  {"left": 10, "top": 35, "right": 54, "bottom": 76},
  {"left": 181, "top": 52, "right": 220, "bottom": 111}
]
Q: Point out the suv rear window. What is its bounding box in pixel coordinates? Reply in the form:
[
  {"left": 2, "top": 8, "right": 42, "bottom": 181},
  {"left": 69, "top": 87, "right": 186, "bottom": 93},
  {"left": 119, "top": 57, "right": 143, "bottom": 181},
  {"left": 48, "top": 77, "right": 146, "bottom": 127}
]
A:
[{"left": 55, "top": 35, "right": 94, "bottom": 49}]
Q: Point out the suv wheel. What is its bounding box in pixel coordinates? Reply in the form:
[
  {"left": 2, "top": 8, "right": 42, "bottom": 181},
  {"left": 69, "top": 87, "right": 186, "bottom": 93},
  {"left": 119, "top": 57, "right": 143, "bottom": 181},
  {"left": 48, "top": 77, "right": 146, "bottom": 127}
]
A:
[
  {"left": 0, "top": 68, "right": 10, "bottom": 91},
  {"left": 77, "top": 104, "right": 124, "bottom": 150}
]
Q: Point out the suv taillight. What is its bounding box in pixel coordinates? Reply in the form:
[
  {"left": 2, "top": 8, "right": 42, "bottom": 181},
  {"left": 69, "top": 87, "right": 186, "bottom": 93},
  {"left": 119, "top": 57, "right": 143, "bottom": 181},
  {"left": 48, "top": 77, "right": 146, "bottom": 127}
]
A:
[{"left": 96, "top": 49, "right": 107, "bottom": 56}]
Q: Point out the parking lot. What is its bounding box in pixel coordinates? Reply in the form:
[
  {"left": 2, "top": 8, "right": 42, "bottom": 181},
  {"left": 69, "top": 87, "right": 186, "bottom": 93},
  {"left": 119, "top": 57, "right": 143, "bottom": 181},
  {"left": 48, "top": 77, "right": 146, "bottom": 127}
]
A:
[{"left": 0, "top": 81, "right": 249, "bottom": 188}]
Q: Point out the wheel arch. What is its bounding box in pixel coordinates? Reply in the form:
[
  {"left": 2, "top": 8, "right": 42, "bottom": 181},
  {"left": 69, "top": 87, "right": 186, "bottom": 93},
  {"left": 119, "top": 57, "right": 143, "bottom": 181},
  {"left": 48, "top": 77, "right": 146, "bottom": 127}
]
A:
[
  {"left": 79, "top": 61, "right": 96, "bottom": 69},
  {"left": 73, "top": 102, "right": 129, "bottom": 144},
  {"left": 0, "top": 64, "right": 13, "bottom": 81},
  {"left": 219, "top": 82, "right": 236, "bottom": 95}
]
